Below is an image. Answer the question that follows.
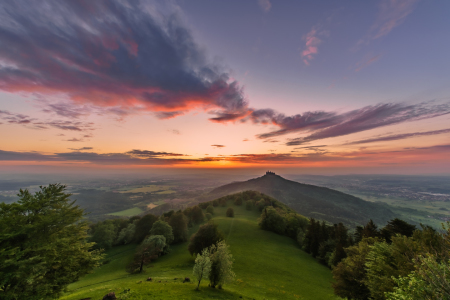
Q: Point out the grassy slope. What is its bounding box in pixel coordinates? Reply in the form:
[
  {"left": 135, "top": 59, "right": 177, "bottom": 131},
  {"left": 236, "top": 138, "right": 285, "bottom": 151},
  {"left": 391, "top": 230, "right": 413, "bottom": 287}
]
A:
[
  {"left": 209, "top": 174, "right": 396, "bottom": 226},
  {"left": 61, "top": 204, "right": 339, "bottom": 300}
]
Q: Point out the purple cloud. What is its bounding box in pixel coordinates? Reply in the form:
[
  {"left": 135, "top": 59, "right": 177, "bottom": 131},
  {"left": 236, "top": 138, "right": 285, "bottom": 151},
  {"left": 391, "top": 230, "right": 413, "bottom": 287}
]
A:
[{"left": 0, "top": 0, "right": 247, "bottom": 122}]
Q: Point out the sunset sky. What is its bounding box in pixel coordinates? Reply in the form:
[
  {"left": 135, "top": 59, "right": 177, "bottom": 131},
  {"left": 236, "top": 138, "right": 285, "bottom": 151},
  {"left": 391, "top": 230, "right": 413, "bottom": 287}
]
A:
[{"left": 1, "top": 0, "right": 449, "bottom": 174}]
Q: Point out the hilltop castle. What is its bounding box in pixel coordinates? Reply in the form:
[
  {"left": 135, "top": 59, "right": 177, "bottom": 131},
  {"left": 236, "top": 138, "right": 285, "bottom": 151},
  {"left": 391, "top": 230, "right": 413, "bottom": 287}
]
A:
[{"left": 265, "top": 171, "right": 276, "bottom": 175}]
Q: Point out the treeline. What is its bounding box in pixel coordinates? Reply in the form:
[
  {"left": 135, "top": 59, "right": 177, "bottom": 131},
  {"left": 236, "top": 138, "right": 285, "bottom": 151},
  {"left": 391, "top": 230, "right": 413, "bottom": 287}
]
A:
[
  {"left": 332, "top": 221, "right": 450, "bottom": 300},
  {"left": 255, "top": 198, "right": 450, "bottom": 299}
]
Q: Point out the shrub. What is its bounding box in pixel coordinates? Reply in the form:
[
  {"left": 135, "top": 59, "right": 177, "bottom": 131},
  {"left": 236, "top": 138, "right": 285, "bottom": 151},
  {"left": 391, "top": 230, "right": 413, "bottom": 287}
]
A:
[
  {"left": 226, "top": 208, "right": 234, "bottom": 217},
  {"left": 206, "top": 213, "right": 212, "bottom": 220}
]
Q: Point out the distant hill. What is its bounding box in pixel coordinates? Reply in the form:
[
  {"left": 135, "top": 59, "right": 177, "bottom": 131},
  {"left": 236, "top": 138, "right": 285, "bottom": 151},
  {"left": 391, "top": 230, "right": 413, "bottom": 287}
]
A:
[{"left": 208, "top": 172, "right": 396, "bottom": 226}]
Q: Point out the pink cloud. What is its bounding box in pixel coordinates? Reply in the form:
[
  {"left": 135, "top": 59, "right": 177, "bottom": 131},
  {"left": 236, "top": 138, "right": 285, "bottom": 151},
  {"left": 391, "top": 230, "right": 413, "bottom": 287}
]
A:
[
  {"left": 354, "top": 54, "right": 382, "bottom": 72},
  {"left": 301, "top": 27, "right": 328, "bottom": 65},
  {"left": 258, "top": 0, "right": 271, "bottom": 12}
]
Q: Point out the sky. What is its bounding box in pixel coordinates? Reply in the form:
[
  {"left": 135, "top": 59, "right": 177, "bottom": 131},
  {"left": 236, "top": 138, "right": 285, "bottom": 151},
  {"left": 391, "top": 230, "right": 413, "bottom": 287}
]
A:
[{"left": 0, "top": 0, "right": 449, "bottom": 175}]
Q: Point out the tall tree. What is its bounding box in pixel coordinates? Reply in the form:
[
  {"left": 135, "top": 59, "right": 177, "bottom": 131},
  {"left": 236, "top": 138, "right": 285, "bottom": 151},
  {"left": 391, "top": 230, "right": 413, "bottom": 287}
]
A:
[
  {"left": 193, "top": 248, "right": 212, "bottom": 290},
  {"left": 190, "top": 205, "right": 205, "bottom": 224},
  {"left": 168, "top": 211, "right": 188, "bottom": 243},
  {"left": 126, "top": 235, "right": 166, "bottom": 273},
  {"left": 149, "top": 220, "right": 174, "bottom": 245},
  {"left": 188, "top": 222, "right": 224, "bottom": 256},
  {"left": 208, "top": 241, "right": 235, "bottom": 289},
  {"left": 0, "top": 184, "right": 103, "bottom": 299},
  {"left": 133, "top": 213, "right": 158, "bottom": 243}
]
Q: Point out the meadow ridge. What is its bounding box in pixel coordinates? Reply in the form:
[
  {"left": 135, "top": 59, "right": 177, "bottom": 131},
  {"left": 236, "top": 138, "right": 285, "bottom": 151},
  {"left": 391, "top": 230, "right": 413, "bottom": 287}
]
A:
[{"left": 61, "top": 203, "right": 339, "bottom": 300}]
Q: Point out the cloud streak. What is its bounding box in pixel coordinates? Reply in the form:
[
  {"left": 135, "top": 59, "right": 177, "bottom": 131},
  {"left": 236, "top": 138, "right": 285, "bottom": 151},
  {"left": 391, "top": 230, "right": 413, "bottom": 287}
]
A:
[
  {"left": 0, "top": 110, "right": 94, "bottom": 132},
  {"left": 356, "top": 0, "right": 418, "bottom": 47},
  {"left": 0, "top": 0, "right": 248, "bottom": 122},
  {"left": 285, "top": 101, "right": 450, "bottom": 145},
  {"left": 344, "top": 128, "right": 450, "bottom": 145}
]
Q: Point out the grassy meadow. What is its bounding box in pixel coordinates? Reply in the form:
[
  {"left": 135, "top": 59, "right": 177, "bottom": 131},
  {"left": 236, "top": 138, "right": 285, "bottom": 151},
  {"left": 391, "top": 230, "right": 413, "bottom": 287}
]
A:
[{"left": 61, "top": 203, "right": 339, "bottom": 300}]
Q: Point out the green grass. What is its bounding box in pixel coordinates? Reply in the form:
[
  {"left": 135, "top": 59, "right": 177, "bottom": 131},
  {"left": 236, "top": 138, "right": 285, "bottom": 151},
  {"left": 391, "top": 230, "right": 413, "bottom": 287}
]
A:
[
  {"left": 155, "top": 190, "right": 176, "bottom": 195},
  {"left": 62, "top": 203, "right": 340, "bottom": 300},
  {"left": 119, "top": 185, "right": 172, "bottom": 194},
  {"left": 108, "top": 207, "right": 144, "bottom": 217}
]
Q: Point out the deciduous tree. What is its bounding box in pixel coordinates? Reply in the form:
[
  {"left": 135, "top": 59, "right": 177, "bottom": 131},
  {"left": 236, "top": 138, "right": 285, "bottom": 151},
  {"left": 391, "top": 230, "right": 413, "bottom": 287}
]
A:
[{"left": 0, "top": 184, "right": 103, "bottom": 299}]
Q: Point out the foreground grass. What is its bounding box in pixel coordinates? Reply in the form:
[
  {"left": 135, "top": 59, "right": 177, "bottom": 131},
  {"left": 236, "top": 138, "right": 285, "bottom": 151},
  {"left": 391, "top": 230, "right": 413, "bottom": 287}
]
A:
[{"left": 62, "top": 204, "right": 340, "bottom": 300}]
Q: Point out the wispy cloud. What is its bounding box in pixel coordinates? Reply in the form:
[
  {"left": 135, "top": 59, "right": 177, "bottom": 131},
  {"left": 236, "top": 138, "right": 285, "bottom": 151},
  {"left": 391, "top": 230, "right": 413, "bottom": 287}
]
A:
[
  {"left": 0, "top": 110, "right": 94, "bottom": 132},
  {"left": 284, "top": 101, "right": 450, "bottom": 146},
  {"left": 356, "top": 0, "right": 419, "bottom": 47},
  {"left": 211, "top": 145, "right": 225, "bottom": 148},
  {"left": 301, "top": 27, "right": 327, "bottom": 65},
  {"left": 68, "top": 147, "right": 93, "bottom": 151},
  {"left": 354, "top": 54, "right": 382, "bottom": 72},
  {"left": 258, "top": 0, "right": 271, "bottom": 12},
  {"left": 344, "top": 128, "right": 450, "bottom": 145}
]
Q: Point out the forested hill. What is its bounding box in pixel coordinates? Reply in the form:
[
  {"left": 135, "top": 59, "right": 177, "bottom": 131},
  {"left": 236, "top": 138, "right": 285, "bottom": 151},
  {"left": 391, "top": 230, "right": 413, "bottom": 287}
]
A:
[{"left": 209, "top": 172, "right": 396, "bottom": 226}]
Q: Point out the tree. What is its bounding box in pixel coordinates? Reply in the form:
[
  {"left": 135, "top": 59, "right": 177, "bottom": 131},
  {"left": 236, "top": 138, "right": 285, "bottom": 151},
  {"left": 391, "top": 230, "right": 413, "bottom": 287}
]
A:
[
  {"left": 206, "top": 205, "right": 214, "bottom": 215},
  {"left": 188, "top": 222, "right": 225, "bottom": 255},
  {"left": 205, "top": 213, "right": 212, "bottom": 220},
  {"left": 226, "top": 207, "right": 234, "bottom": 217},
  {"left": 126, "top": 235, "right": 166, "bottom": 273},
  {"left": 0, "top": 184, "right": 103, "bottom": 299},
  {"left": 332, "top": 238, "right": 379, "bottom": 300},
  {"left": 381, "top": 218, "right": 416, "bottom": 243},
  {"left": 233, "top": 196, "right": 243, "bottom": 206},
  {"left": 212, "top": 200, "right": 219, "bottom": 207},
  {"left": 245, "top": 200, "right": 253, "bottom": 211},
  {"left": 386, "top": 256, "right": 450, "bottom": 300},
  {"left": 208, "top": 241, "right": 235, "bottom": 288},
  {"left": 89, "top": 222, "right": 116, "bottom": 250},
  {"left": 133, "top": 213, "right": 158, "bottom": 243},
  {"left": 193, "top": 248, "right": 212, "bottom": 290},
  {"left": 190, "top": 205, "right": 205, "bottom": 224},
  {"left": 258, "top": 206, "right": 286, "bottom": 235},
  {"left": 284, "top": 213, "right": 308, "bottom": 239},
  {"left": 169, "top": 211, "right": 188, "bottom": 243},
  {"left": 116, "top": 221, "right": 136, "bottom": 245},
  {"left": 150, "top": 220, "right": 174, "bottom": 244}
]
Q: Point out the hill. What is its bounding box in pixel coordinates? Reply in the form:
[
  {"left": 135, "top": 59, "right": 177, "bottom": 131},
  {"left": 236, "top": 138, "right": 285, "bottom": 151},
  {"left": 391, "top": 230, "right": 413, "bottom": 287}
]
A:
[
  {"left": 61, "top": 200, "right": 339, "bottom": 300},
  {"left": 208, "top": 172, "right": 396, "bottom": 226}
]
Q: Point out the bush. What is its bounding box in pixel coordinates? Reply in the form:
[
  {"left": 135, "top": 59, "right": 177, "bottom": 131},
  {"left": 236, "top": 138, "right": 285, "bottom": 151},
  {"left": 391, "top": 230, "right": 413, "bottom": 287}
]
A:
[
  {"left": 226, "top": 208, "right": 234, "bottom": 218},
  {"left": 206, "top": 213, "right": 212, "bottom": 220},
  {"left": 206, "top": 205, "right": 214, "bottom": 215}
]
